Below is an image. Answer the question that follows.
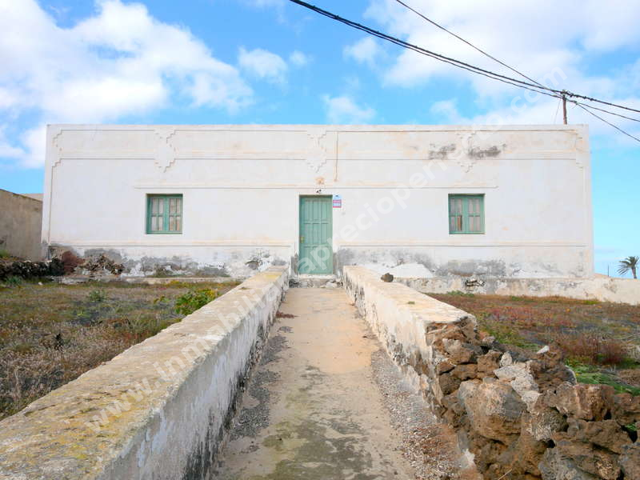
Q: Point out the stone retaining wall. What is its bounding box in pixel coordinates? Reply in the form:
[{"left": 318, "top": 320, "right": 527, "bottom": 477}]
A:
[
  {"left": 0, "top": 267, "right": 289, "bottom": 480},
  {"left": 344, "top": 266, "right": 639, "bottom": 479}
]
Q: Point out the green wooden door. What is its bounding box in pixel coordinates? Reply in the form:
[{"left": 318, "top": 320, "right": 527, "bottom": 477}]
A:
[{"left": 299, "top": 196, "right": 333, "bottom": 274}]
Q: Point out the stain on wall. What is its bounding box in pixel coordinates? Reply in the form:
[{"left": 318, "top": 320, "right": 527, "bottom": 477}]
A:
[{"left": 0, "top": 189, "right": 43, "bottom": 261}]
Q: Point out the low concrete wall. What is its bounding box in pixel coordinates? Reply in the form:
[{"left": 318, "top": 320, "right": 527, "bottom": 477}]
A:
[
  {"left": 0, "top": 189, "right": 43, "bottom": 261},
  {"left": 343, "top": 266, "right": 477, "bottom": 413},
  {"left": 396, "top": 275, "right": 640, "bottom": 305},
  {"left": 344, "top": 266, "right": 639, "bottom": 479},
  {"left": 0, "top": 266, "right": 288, "bottom": 479}
]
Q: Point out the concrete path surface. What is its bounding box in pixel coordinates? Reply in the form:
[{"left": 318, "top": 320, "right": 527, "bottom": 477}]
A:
[{"left": 213, "top": 288, "right": 421, "bottom": 480}]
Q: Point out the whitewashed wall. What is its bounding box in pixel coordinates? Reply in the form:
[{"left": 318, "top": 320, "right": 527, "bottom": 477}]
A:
[{"left": 43, "top": 125, "right": 593, "bottom": 278}]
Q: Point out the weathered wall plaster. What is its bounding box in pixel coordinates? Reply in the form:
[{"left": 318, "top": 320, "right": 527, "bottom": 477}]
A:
[
  {"left": 395, "top": 275, "right": 640, "bottom": 305},
  {"left": 43, "top": 125, "right": 593, "bottom": 278},
  {"left": 0, "top": 267, "right": 288, "bottom": 480},
  {"left": 0, "top": 189, "right": 43, "bottom": 261}
]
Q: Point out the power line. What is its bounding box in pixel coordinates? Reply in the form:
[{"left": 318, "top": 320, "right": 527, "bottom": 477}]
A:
[
  {"left": 392, "top": 0, "right": 640, "bottom": 128},
  {"left": 576, "top": 104, "right": 640, "bottom": 143},
  {"left": 288, "top": 0, "right": 640, "bottom": 116},
  {"left": 553, "top": 97, "right": 562, "bottom": 124},
  {"left": 393, "top": 0, "right": 545, "bottom": 88},
  {"left": 288, "top": 0, "right": 559, "bottom": 95},
  {"left": 573, "top": 101, "right": 640, "bottom": 124},
  {"left": 288, "top": 0, "right": 640, "bottom": 142}
]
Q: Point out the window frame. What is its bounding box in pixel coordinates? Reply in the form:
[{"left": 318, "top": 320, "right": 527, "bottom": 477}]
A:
[
  {"left": 146, "top": 194, "right": 183, "bottom": 235},
  {"left": 448, "top": 194, "right": 485, "bottom": 235}
]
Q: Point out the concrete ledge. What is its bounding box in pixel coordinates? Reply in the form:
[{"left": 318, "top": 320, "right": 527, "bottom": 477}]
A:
[
  {"left": 57, "top": 275, "right": 243, "bottom": 285},
  {"left": 343, "top": 266, "right": 476, "bottom": 399},
  {"left": 395, "top": 276, "right": 640, "bottom": 305},
  {"left": 0, "top": 266, "right": 288, "bottom": 480}
]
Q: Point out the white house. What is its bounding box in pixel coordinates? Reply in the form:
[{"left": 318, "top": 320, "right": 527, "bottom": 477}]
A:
[{"left": 42, "top": 124, "right": 593, "bottom": 279}]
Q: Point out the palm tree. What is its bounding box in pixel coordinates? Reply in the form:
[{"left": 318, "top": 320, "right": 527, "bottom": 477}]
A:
[{"left": 618, "top": 256, "right": 639, "bottom": 279}]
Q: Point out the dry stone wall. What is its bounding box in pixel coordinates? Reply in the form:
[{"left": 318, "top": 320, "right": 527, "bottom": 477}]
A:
[{"left": 344, "top": 266, "right": 640, "bottom": 480}]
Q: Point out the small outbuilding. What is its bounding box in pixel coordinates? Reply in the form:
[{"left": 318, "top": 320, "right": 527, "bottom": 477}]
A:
[{"left": 0, "top": 189, "right": 43, "bottom": 261}]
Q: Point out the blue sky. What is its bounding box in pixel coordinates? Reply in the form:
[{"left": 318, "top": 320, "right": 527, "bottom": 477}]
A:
[{"left": 0, "top": 0, "right": 638, "bottom": 276}]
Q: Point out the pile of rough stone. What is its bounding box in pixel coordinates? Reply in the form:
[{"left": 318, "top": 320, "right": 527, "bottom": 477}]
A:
[
  {"left": 418, "top": 317, "right": 639, "bottom": 479},
  {"left": 0, "top": 258, "right": 64, "bottom": 281}
]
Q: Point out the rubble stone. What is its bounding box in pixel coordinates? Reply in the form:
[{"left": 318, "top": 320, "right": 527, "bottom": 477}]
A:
[
  {"left": 620, "top": 443, "right": 640, "bottom": 479},
  {"left": 553, "top": 439, "right": 621, "bottom": 480},
  {"left": 442, "top": 339, "right": 479, "bottom": 364},
  {"left": 459, "top": 378, "right": 525, "bottom": 443},
  {"left": 565, "top": 419, "right": 632, "bottom": 454},
  {"left": 539, "top": 447, "right": 598, "bottom": 480},
  {"left": 545, "top": 382, "right": 614, "bottom": 421},
  {"left": 477, "top": 350, "right": 502, "bottom": 377},
  {"left": 524, "top": 397, "right": 568, "bottom": 442}
]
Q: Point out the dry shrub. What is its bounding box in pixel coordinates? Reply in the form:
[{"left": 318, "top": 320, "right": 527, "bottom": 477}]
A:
[
  {"left": 0, "top": 281, "right": 235, "bottom": 420},
  {"left": 550, "top": 333, "right": 629, "bottom": 366},
  {"left": 489, "top": 306, "right": 576, "bottom": 330},
  {"left": 0, "top": 327, "right": 130, "bottom": 419}
]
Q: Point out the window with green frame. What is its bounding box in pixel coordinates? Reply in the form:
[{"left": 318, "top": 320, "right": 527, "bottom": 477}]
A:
[
  {"left": 449, "top": 194, "right": 485, "bottom": 234},
  {"left": 147, "top": 195, "right": 183, "bottom": 234}
]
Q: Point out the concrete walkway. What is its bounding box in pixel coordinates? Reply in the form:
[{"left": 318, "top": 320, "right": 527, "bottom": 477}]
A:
[{"left": 214, "top": 288, "right": 417, "bottom": 480}]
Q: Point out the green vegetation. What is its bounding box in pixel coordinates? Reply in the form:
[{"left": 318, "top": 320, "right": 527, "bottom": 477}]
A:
[
  {"left": 0, "top": 249, "right": 9, "bottom": 259},
  {"left": 87, "top": 288, "right": 107, "bottom": 303},
  {"left": 618, "top": 255, "right": 639, "bottom": 279},
  {"left": 175, "top": 288, "right": 219, "bottom": 316},
  {"left": 2, "top": 276, "right": 23, "bottom": 287},
  {"left": 568, "top": 362, "right": 640, "bottom": 396},
  {"left": 476, "top": 313, "right": 537, "bottom": 350},
  {"left": 447, "top": 290, "right": 475, "bottom": 298}
]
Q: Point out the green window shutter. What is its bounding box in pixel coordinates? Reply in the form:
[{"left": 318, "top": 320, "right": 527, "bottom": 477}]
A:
[
  {"left": 449, "top": 194, "right": 484, "bottom": 234},
  {"left": 147, "top": 195, "right": 183, "bottom": 234}
]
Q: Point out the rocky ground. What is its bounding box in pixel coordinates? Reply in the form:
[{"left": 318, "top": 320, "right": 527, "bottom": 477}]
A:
[{"left": 431, "top": 292, "right": 640, "bottom": 395}]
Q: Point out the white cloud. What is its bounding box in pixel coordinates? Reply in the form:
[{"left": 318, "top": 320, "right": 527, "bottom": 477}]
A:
[
  {"left": 363, "top": 0, "right": 640, "bottom": 93},
  {"left": 429, "top": 94, "right": 640, "bottom": 145},
  {"left": 430, "top": 100, "right": 462, "bottom": 123},
  {"left": 0, "top": 0, "right": 254, "bottom": 168},
  {"left": 289, "top": 50, "right": 310, "bottom": 67},
  {"left": 0, "top": 126, "right": 24, "bottom": 160},
  {"left": 344, "top": 37, "right": 381, "bottom": 66},
  {"left": 323, "top": 95, "right": 375, "bottom": 124},
  {"left": 20, "top": 126, "right": 47, "bottom": 169},
  {"left": 238, "top": 47, "right": 288, "bottom": 84},
  {"left": 362, "top": 0, "right": 640, "bottom": 141}
]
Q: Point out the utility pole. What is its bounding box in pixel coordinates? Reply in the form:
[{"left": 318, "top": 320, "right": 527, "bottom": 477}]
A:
[{"left": 562, "top": 91, "right": 568, "bottom": 124}]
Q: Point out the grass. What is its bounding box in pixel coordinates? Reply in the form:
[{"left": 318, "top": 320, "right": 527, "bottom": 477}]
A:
[
  {"left": 568, "top": 361, "right": 640, "bottom": 396},
  {"left": 0, "top": 280, "right": 237, "bottom": 420},
  {"left": 431, "top": 292, "right": 640, "bottom": 394}
]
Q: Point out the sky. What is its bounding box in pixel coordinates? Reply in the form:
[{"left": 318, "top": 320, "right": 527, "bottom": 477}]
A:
[{"left": 0, "top": 0, "right": 638, "bottom": 277}]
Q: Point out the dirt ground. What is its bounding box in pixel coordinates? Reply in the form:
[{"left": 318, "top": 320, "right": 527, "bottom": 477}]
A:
[
  {"left": 214, "top": 288, "right": 471, "bottom": 480},
  {"left": 0, "top": 279, "right": 236, "bottom": 420},
  {"left": 431, "top": 292, "right": 640, "bottom": 395}
]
